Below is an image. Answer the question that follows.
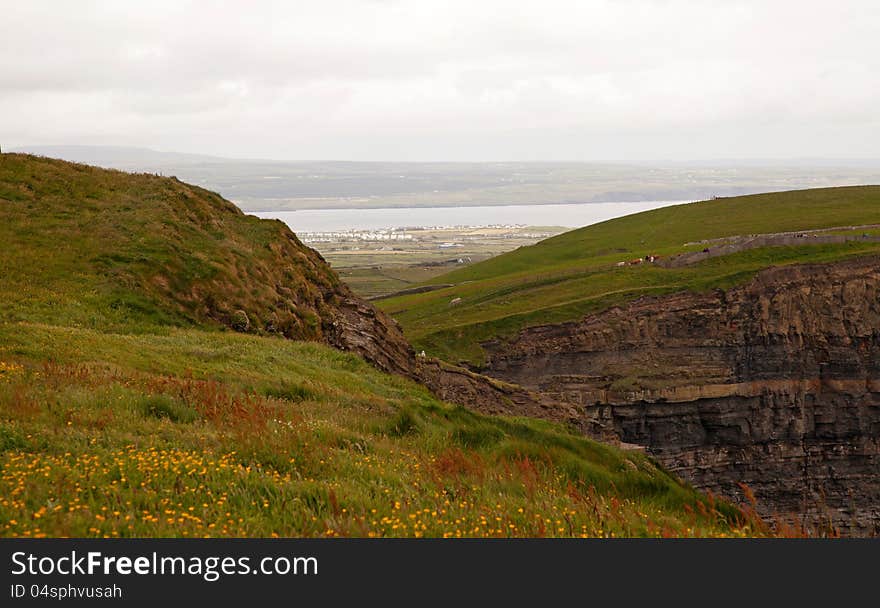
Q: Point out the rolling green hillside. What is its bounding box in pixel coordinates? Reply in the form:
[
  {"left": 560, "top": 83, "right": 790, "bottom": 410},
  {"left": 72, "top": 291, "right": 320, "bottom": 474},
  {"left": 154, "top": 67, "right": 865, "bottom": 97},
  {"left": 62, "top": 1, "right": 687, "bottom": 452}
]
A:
[
  {"left": 0, "top": 154, "right": 759, "bottom": 537},
  {"left": 378, "top": 187, "right": 880, "bottom": 366},
  {"left": 0, "top": 153, "right": 341, "bottom": 338}
]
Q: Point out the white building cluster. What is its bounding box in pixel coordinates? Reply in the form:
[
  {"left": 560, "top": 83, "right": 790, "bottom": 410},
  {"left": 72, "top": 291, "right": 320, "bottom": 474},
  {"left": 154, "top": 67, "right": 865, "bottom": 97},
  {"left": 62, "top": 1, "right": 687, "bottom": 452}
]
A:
[{"left": 302, "top": 230, "right": 414, "bottom": 243}]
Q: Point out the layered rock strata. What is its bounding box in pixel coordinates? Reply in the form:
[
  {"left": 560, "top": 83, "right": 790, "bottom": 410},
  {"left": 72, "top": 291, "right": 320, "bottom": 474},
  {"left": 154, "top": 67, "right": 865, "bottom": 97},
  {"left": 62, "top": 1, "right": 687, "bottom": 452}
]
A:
[{"left": 481, "top": 257, "right": 880, "bottom": 535}]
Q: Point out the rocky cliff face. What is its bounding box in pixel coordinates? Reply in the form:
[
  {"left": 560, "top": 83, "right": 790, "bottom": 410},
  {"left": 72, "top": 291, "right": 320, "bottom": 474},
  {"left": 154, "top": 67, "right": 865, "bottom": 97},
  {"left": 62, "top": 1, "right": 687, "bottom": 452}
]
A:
[{"left": 482, "top": 256, "right": 880, "bottom": 535}]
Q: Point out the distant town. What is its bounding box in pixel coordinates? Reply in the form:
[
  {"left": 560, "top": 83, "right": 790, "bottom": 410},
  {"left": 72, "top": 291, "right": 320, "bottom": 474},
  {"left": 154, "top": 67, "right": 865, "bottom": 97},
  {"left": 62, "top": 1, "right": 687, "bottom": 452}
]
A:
[
  {"left": 300, "top": 224, "right": 556, "bottom": 244},
  {"left": 306, "top": 224, "right": 568, "bottom": 298}
]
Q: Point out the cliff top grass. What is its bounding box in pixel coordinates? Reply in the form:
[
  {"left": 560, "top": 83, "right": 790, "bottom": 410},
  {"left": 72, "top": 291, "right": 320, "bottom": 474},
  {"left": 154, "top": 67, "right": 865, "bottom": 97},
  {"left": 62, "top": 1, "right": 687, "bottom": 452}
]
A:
[
  {"left": 0, "top": 153, "right": 764, "bottom": 537},
  {"left": 378, "top": 186, "right": 880, "bottom": 366}
]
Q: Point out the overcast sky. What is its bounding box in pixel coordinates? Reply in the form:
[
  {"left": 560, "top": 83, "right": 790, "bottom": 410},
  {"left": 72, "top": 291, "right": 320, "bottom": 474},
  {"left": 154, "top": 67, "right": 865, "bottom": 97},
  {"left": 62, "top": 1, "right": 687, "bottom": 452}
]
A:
[{"left": 2, "top": 1, "right": 879, "bottom": 161}]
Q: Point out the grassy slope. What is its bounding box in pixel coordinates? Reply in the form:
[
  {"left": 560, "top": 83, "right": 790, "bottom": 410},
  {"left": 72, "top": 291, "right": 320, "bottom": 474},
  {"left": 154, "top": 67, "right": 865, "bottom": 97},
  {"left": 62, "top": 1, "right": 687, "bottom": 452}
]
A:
[
  {"left": 0, "top": 154, "right": 757, "bottom": 537},
  {"left": 0, "top": 154, "right": 339, "bottom": 338},
  {"left": 378, "top": 186, "right": 880, "bottom": 365}
]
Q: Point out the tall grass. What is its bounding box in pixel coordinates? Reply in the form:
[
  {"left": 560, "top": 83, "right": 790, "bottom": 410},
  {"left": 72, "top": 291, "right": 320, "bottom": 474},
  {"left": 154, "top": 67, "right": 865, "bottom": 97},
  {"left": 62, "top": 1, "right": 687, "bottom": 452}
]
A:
[{"left": 0, "top": 323, "right": 767, "bottom": 538}]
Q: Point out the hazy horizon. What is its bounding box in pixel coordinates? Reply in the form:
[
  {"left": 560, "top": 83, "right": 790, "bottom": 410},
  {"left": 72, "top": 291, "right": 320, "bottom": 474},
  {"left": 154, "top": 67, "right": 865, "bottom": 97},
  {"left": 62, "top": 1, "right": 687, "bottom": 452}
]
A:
[
  {"left": 12, "top": 143, "right": 880, "bottom": 166},
  {"left": 11, "top": 144, "right": 879, "bottom": 214}
]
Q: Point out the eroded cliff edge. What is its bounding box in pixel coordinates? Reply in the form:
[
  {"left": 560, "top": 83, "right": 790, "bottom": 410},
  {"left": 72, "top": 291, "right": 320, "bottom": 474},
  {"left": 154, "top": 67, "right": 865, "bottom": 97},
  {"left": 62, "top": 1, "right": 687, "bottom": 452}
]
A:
[
  {"left": 481, "top": 256, "right": 880, "bottom": 535},
  {"left": 322, "top": 295, "right": 589, "bottom": 432}
]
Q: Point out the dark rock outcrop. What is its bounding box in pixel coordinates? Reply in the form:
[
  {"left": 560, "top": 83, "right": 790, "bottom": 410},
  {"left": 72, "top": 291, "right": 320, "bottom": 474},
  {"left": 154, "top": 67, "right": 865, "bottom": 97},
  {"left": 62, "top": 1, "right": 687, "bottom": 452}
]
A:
[
  {"left": 322, "top": 295, "right": 418, "bottom": 378},
  {"left": 481, "top": 256, "right": 880, "bottom": 535},
  {"left": 320, "top": 295, "right": 599, "bottom": 437},
  {"left": 415, "top": 357, "right": 608, "bottom": 434}
]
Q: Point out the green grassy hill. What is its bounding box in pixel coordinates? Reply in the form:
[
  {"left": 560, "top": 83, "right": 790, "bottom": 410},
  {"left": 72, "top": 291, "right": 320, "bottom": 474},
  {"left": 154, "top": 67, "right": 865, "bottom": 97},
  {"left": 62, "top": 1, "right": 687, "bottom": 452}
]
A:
[
  {"left": 0, "top": 153, "right": 343, "bottom": 338},
  {"left": 0, "top": 154, "right": 758, "bottom": 537},
  {"left": 378, "top": 187, "right": 880, "bottom": 366}
]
